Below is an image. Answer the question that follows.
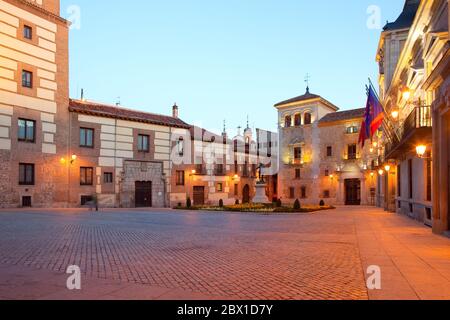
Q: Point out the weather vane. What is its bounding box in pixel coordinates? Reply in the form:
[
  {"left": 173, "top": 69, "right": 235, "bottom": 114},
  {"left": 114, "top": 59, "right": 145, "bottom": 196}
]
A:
[{"left": 305, "top": 73, "right": 311, "bottom": 90}]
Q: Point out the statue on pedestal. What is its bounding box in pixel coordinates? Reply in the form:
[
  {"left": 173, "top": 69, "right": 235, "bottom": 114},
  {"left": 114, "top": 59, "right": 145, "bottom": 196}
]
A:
[{"left": 253, "top": 163, "right": 270, "bottom": 204}]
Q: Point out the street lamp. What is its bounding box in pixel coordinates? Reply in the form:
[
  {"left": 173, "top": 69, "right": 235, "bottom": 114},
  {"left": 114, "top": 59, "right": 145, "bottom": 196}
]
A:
[
  {"left": 378, "top": 169, "right": 384, "bottom": 176},
  {"left": 384, "top": 164, "right": 391, "bottom": 173},
  {"left": 416, "top": 145, "right": 428, "bottom": 158},
  {"left": 401, "top": 86, "right": 412, "bottom": 101},
  {"left": 391, "top": 110, "right": 399, "bottom": 120}
]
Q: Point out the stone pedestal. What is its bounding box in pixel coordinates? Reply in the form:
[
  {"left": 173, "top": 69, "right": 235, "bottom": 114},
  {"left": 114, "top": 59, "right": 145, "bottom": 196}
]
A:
[{"left": 253, "top": 183, "right": 270, "bottom": 204}]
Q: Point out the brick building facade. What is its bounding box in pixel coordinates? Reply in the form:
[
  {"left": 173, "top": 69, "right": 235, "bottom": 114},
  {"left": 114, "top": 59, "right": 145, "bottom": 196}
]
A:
[{"left": 0, "top": 0, "right": 70, "bottom": 208}]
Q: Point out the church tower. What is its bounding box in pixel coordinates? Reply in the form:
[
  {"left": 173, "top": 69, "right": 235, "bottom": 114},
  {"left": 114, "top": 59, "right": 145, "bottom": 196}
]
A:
[{"left": 0, "top": 0, "right": 70, "bottom": 207}]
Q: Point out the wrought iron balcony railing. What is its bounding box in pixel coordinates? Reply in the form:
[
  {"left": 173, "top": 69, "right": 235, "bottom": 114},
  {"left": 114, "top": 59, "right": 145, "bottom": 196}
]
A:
[{"left": 385, "top": 105, "right": 432, "bottom": 157}]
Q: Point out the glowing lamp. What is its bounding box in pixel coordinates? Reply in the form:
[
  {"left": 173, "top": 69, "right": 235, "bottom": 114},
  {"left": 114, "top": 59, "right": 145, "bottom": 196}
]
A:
[
  {"left": 71, "top": 155, "right": 77, "bottom": 161},
  {"left": 60, "top": 158, "right": 66, "bottom": 165},
  {"left": 384, "top": 165, "right": 391, "bottom": 172},
  {"left": 191, "top": 169, "right": 196, "bottom": 175},
  {"left": 372, "top": 142, "right": 378, "bottom": 148},
  {"left": 378, "top": 170, "right": 384, "bottom": 176},
  {"left": 416, "top": 145, "right": 427, "bottom": 158},
  {"left": 391, "top": 110, "right": 399, "bottom": 120},
  {"left": 402, "top": 87, "right": 411, "bottom": 101}
]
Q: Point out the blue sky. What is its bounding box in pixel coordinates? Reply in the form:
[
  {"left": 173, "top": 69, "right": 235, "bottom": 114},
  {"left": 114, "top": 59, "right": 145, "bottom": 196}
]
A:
[{"left": 61, "top": 0, "right": 404, "bottom": 134}]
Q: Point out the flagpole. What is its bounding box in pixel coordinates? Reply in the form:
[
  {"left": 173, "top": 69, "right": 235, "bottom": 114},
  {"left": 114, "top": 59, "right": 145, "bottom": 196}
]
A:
[{"left": 368, "top": 78, "right": 383, "bottom": 107}]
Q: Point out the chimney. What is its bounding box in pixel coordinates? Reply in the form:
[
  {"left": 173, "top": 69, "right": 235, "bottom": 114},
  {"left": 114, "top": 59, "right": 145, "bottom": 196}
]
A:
[{"left": 172, "top": 103, "right": 179, "bottom": 118}]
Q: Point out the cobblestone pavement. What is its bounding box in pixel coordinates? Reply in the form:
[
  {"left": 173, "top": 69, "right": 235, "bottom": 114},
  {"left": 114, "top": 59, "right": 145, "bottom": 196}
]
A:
[{"left": 0, "top": 206, "right": 449, "bottom": 300}]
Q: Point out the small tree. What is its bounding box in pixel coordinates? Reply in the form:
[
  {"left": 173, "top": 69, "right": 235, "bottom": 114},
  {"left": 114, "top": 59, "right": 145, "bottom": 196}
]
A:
[
  {"left": 219, "top": 199, "right": 224, "bottom": 208},
  {"left": 276, "top": 199, "right": 282, "bottom": 208},
  {"left": 319, "top": 200, "right": 325, "bottom": 207},
  {"left": 294, "top": 199, "right": 301, "bottom": 210},
  {"left": 186, "top": 197, "right": 192, "bottom": 208}
]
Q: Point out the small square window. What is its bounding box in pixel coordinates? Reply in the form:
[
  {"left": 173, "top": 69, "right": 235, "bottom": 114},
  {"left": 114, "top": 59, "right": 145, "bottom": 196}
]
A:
[
  {"left": 22, "top": 70, "right": 33, "bottom": 88},
  {"left": 80, "top": 167, "right": 94, "bottom": 186},
  {"left": 104, "top": 172, "right": 113, "bottom": 184},
  {"left": 80, "top": 128, "right": 94, "bottom": 148},
  {"left": 23, "top": 25, "right": 32, "bottom": 40},
  {"left": 81, "top": 196, "right": 93, "bottom": 206},
  {"left": 327, "top": 146, "right": 333, "bottom": 157},
  {"left": 295, "top": 168, "right": 301, "bottom": 179},
  {"left": 138, "top": 134, "right": 150, "bottom": 152},
  {"left": 324, "top": 190, "right": 330, "bottom": 198},
  {"left": 18, "top": 119, "right": 35, "bottom": 143}
]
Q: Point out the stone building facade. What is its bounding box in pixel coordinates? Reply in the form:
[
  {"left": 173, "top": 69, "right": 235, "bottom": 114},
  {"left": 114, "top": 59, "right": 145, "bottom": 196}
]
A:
[
  {"left": 67, "top": 100, "right": 191, "bottom": 208},
  {"left": 275, "top": 89, "right": 379, "bottom": 206},
  {"left": 0, "top": 0, "right": 70, "bottom": 208},
  {"left": 376, "top": 0, "right": 449, "bottom": 233},
  {"left": 170, "top": 124, "right": 278, "bottom": 208}
]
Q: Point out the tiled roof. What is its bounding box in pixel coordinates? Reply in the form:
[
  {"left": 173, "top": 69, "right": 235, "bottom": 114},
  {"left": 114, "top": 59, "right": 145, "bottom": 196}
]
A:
[
  {"left": 275, "top": 88, "right": 339, "bottom": 111},
  {"left": 319, "top": 108, "right": 365, "bottom": 123},
  {"left": 69, "top": 99, "right": 191, "bottom": 129},
  {"left": 383, "top": 0, "right": 420, "bottom": 31},
  {"left": 274, "top": 89, "right": 321, "bottom": 107}
]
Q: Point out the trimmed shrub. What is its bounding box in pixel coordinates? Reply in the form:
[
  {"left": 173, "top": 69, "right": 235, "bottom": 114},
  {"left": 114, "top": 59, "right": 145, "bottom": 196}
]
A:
[
  {"left": 276, "top": 199, "right": 282, "bottom": 208},
  {"left": 293, "top": 199, "right": 301, "bottom": 210},
  {"left": 235, "top": 199, "right": 240, "bottom": 205},
  {"left": 186, "top": 197, "right": 192, "bottom": 209},
  {"left": 219, "top": 199, "right": 224, "bottom": 208},
  {"left": 319, "top": 200, "right": 325, "bottom": 207}
]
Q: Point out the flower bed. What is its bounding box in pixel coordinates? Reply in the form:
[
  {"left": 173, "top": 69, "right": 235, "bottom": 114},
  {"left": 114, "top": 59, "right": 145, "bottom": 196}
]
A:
[{"left": 174, "top": 203, "right": 335, "bottom": 214}]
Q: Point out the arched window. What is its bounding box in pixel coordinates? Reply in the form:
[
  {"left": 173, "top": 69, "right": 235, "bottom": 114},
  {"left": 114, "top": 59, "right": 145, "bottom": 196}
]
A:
[
  {"left": 285, "top": 115, "right": 292, "bottom": 128},
  {"left": 294, "top": 114, "right": 301, "bottom": 126},
  {"left": 304, "top": 112, "right": 312, "bottom": 125}
]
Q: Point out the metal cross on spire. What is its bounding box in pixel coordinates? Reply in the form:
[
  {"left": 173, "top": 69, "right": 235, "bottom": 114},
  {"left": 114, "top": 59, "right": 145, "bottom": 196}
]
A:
[{"left": 305, "top": 73, "right": 311, "bottom": 92}]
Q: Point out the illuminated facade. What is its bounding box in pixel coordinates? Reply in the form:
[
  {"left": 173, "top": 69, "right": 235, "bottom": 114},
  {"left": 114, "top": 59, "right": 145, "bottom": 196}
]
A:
[
  {"left": 275, "top": 89, "right": 378, "bottom": 206},
  {"left": 0, "top": 0, "right": 277, "bottom": 208},
  {"left": 170, "top": 124, "right": 278, "bottom": 207},
  {"left": 376, "top": 0, "right": 449, "bottom": 232}
]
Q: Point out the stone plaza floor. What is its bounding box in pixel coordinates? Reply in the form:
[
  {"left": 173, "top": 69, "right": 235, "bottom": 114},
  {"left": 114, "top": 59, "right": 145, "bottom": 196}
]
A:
[{"left": 0, "top": 206, "right": 450, "bottom": 300}]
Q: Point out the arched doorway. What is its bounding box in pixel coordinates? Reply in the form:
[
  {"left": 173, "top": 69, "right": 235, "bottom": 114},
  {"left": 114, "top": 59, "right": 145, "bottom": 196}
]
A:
[{"left": 243, "top": 184, "right": 250, "bottom": 204}]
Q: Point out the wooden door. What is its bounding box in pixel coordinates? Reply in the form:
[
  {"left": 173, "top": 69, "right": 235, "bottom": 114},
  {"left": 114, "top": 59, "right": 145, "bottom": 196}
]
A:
[
  {"left": 193, "top": 186, "right": 205, "bottom": 206},
  {"left": 135, "top": 181, "right": 152, "bottom": 207},
  {"left": 243, "top": 184, "right": 250, "bottom": 204},
  {"left": 345, "top": 179, "right": 361, "bottom": 205}
]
